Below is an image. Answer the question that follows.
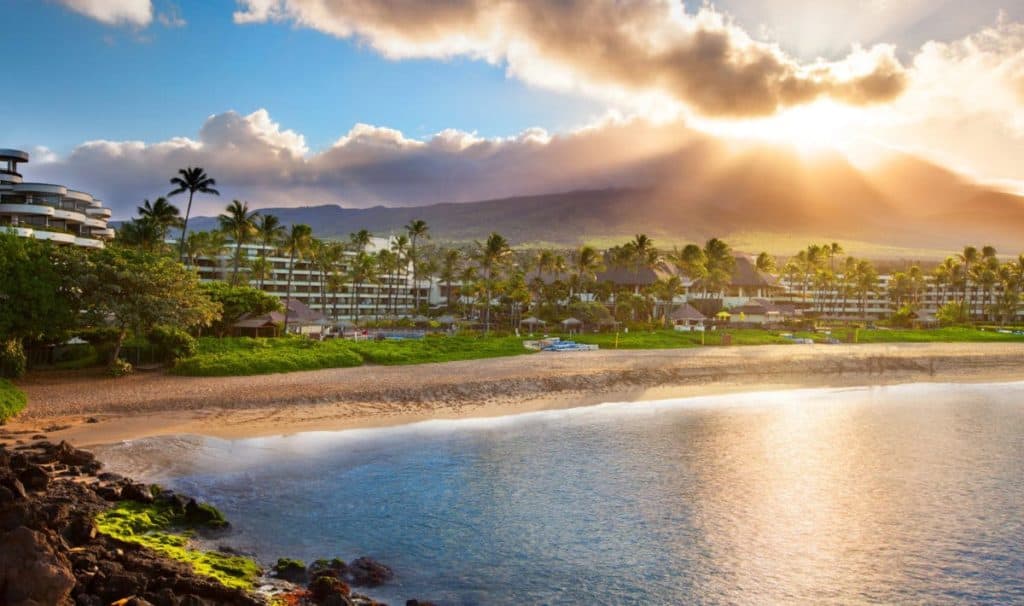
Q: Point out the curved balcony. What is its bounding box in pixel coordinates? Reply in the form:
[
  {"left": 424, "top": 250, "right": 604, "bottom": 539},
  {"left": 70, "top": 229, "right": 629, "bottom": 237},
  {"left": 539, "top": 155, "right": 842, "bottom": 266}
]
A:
[
  {"left": 94, "top": 228, "right": 116, "bottom": 239},
  {"left": 74, "top": 237, "right": 105, "bottom": 249},
  {"left": 32, "top": 231, "right": 76, "bottom": 244},
  {"left": 84, "top": 217, "right": 107, "bottom": 229},
  {"left": 52, "top": 209, "right": 87, "bottom": 223},
  {"left": 86, "top": 207, "right": 112, "bottom": 218},
  {"left": 65, "top": 190, "right": 94, "bottom": 203},
  {"left": 1, "top": 226, "right": 34, "bottom": 238},
  {"left": 0, "top": 173, "right": 23, "bottom": 185},
  {"left": 13, "top": 183, "right": 68, "bottom": 196},
  {"left": 0, "top": 203, "right": 55, "bottom": 217}
]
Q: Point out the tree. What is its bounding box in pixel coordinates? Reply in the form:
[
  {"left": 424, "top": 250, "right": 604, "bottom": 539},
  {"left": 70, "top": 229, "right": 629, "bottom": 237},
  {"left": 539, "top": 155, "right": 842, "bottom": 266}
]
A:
[
  {"left": 571, "top": 245, "right": 605, "bottom": 299},
  {"left": 756, "top": 251, "right": 777, "bottom": 274},
  {"left": 200, "top": 281, "right": 282, "bottom": 336},
  {"left": 117, "top": 218, "right": 164, "bottom": 252},
  {"left": 653, "top": 276, "right": 684, "bottom": 326},
  {"left": 181, "top": 230, "right": 226, "bottom": 271},
  {"left": 0, "top": 235, "right": 85, "bottom": 376},
  {"left": 958, "top": 246, "right": 978, "bottom": 317},
  {"left": 218, "top": 200, "right": 260, "bottom": 285},
  {"left": 390, "top": 234, "right": 410, "bottom": 314},
  {"left": 80, "top": 247, "right": 219, "bottom": 366},
  {"left": 440, "top": 248, "right": 462, "bottom": 311},
  {"left": 702, "top": 238, "right": 735, "bottom": 296},
  {"left": 475, "top": 232, "right": 511, "bottom": 334},
  {"left": 405, "top": 219, "right": 430, "bottom": 310},
  {"left": 348, "top": 251, "right": 376, "bottom": 322},
  {"left": 168, "top": 166, "right": 219, "bottom": 263},
  {"left": 280, "top": 224, "right": 313, "bottom": 332},
  {"left": 136, "top": 197, "right": 182, "bottom": 243},
  {"left": 255, "top": 214, "right": 286, "bottom": 290}
]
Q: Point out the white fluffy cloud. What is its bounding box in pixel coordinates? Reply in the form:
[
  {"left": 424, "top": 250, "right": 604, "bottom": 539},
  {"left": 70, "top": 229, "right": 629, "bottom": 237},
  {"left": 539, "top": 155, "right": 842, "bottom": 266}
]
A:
[
  {"left": 27, "top": 109, "right": 703, "bottom": 217},
  {"left": 233, "top": 0, "right": 906, "bottom": 118},
  {"left": 55, "top": 0, "right": 153, "bottom": 26}
]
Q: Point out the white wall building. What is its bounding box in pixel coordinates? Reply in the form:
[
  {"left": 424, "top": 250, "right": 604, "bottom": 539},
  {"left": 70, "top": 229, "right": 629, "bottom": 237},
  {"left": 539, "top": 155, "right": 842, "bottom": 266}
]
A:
[{"left": 0, "top": 149, "right": 115, "bottom": 248}]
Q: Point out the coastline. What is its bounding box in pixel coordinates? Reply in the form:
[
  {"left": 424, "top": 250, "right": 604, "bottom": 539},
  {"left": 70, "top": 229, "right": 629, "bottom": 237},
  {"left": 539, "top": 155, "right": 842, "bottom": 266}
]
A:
[{"left": 6, "top": 342, "right": 1024, "bottom": 447}]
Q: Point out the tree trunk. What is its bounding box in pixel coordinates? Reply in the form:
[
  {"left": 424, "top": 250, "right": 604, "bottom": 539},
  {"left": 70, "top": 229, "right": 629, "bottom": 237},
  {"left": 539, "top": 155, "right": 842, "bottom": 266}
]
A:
[
  {"left": 110, "top": 330, "right": 127, "bottom": 366},
  {"left": 178, "top": 191, "right": 195, "bottom": 264},
  {"left": 284, "top": 250, "right": 295, "bottom": 334}
]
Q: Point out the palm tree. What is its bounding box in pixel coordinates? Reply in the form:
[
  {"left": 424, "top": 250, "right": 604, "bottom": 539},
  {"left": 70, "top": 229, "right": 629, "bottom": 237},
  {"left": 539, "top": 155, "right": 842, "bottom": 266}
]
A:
[
  {"left": 347, "top": 252, "right": 375, "bottom": 322},
  {"left": 218, "top": 200, "right": 259, "bottom": 285},
  {"left": 440, "top": 248, "right": 462, "bottom": 311},
  {"left": 280, "top": 224, "right": 313, "bottom": 332},
  {"left": 755, "top": 251, "right": 777, "bottom": 274},
  {"left": 405, "top": 219, "right": 430, "bottom": 310},
  {"left": 168, "top": 166, "right": 219, "bottom": 262},
  {"left": 255, "top": 214, "right": 286, "bottom": 290},
  {"left": 958, "top": 246, "right": 979, "bottom": 318},
  {"left": 118, "top": 218, "right": 163, "bottom": 252},
  {"left": 349, "top": 229, "right": 371, "bottom": 253},
  {"left": 625, "top": 234, "right": 656, "bottom": 293},
  {"left": 571, "top": 245, "right": 605, "bottom": 300},
  {"left": 391, "top": 235, "right": 410, "bottom": 314},
  {"left": 653, "top": 276, "right": 684, "bottom": 326},
  {"left": 181, "top": 230, "right": 226, "bottom": 270},
  {"left": 475, "top": 232, "right": 511, "bottom": 334},
  {"left": 137, "top": 197, "right": 181, "bottom": 242},
  {"left": 702, "top": 238, "right": 735, "bottom": 297}
]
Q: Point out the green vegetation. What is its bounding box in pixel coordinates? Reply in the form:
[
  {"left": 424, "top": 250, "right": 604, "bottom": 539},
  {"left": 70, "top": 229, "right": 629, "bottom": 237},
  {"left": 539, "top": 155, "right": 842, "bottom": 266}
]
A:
[
  {"left": 854, "top": 327, "right": 1024, "bottom": 343},
  {"left": 95, "top": 500, "right": 259, "bottom": 590},
  {"left": 0, "top": 379, "right": 27, "bottom": 424},
  {"left": 172, "top": 334, "right": 531, "bottom": 376}
]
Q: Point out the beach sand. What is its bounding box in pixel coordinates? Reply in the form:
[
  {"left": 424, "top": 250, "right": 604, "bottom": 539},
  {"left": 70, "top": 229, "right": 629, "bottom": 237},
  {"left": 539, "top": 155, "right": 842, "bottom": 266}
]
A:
[{"left": 5, "top": 342, "right": 1024, "bottom": 447}]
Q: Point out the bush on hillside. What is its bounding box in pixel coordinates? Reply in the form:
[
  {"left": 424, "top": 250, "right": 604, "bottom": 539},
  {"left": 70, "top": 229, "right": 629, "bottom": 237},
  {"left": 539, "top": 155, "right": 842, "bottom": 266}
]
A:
[{"left": 148, "top": 326, "right": 198, "bottom": 363}]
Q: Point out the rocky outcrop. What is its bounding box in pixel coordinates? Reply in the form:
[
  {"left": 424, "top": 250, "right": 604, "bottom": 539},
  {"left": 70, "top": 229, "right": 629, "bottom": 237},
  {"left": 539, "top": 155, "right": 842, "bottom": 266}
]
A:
[{"left": 0, "top": 440, "right": 261, "bottom": 606}]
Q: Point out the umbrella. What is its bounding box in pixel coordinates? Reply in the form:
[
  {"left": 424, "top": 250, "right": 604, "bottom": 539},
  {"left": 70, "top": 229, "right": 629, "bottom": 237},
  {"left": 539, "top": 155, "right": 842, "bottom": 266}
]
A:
[
  {"left": 412, "top": 315, "right": 431, "bottom": 324},
  {"left": 521, "top": 316, "right": 545, "bottom": 326},
  {"left": 715, "top": 310, "right": 731, "bottom": 319},
  {"left": 437, "top": 314, "right": 458, "bottom": 325},
  {"left": 560, "top": 317, "right": 582, "bottom": 326}
]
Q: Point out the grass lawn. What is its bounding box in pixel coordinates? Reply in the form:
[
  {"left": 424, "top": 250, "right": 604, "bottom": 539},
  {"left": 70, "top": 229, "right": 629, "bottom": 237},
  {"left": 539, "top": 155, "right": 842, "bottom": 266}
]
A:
[
  {"left": 169, "top": 326, "right": 1024, "bottom": 377},
  {"left": 172, "top": 334, "right": 532, "bottom": 376},
  {"left": 0, "top": 378, "right": 26, "bottom": 423},
  {"left": 854, "top": 327, "right": 1024, "bottom": 343}
]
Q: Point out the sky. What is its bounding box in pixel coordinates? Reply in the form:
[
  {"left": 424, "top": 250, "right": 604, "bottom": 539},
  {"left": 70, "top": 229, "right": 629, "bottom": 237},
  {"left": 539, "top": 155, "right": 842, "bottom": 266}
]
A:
[{"left": 3, "top": 0, "right": 1023, "bottom": 218}]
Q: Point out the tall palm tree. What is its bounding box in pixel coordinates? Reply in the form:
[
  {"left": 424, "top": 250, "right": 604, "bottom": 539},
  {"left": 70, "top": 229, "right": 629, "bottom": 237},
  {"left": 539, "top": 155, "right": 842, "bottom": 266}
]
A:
[
  {"left": 405, "top": 219, "right": 430, "bottom": 310},
  {"left": 476, "top": 232, "right": 511, "bottom": 334},
  {"left": 168, "top": 166, "right": 219, "bottom": 262},
  {"left": 218, "top": 200, "right": 260, "bottom": 285},
  {"left": 349, "top": 229, "right": 371, "bottom": 253},
  {"left": 958, "top": 246, "right": 978, "bottom": 317},
  {"left": 181, "top": 230, "right": 226, "bottom": 271},
  {"left": 347, "top": 251, "right": 375, "bottom": 322},
  {"left": 280, "top": 224, "right": 313, "bottom": 332},
  {"left": 255, "top": 214, "right": 286, "bottom": 290},
  {"left": 391, "top": 235, "right": 410, "bottom": 314},
  {"left": 137, "top": 197, "right": 181, "bottom": 243},
  {"left": 571, "top": 245, "right": 605, "bottom": 300},
  {"left": 440, "top": 248, "right": 462, "bottom": 311},
  {"left": 702, "top": 238, "right": 735, "bottom": 297},
  {"left": 625, "top": 234, "right": 656, "bottom": 293}
]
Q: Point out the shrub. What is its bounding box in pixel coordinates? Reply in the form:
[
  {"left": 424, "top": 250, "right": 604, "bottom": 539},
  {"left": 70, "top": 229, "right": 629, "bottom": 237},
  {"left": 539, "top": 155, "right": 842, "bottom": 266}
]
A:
[
  {"left": 0, "top": 339, "right": 26, "bottom": 379},
  {"left": 0, "top": 378, "right": 27, "bottom": 423},
  {"left": 107, "top": 358, "right": 134, "bottom": 377},
  {"left": 148, "top": 325, "right": 198, "bottom": 363}
]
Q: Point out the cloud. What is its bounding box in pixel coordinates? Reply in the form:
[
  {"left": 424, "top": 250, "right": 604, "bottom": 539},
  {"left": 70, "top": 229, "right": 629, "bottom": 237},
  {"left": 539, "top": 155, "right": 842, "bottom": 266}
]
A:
[
  {"left": 232, "top": 0, "right": 907, "bottom": 118},
  {"left": 26, "top": 109, "right": 706, "bottom": 217},
  {"left": 55, "top": 0, "right": 152, "bottom": 26}
]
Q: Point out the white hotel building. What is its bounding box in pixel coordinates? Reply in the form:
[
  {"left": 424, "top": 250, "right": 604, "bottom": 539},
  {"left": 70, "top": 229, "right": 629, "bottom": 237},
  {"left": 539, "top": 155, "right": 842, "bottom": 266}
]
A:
[{"left": 0, "top": 149, "right": 115, "bottom": 248}]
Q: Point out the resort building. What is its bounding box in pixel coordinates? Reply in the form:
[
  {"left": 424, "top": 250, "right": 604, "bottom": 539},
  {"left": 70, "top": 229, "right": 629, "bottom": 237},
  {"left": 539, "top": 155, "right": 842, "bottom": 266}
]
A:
[
  {"left": 0, "top": 149, "right": 115, "bottom": 248},
  {"left": 193, "top": 236, "right": 428, "bottom": 323}
]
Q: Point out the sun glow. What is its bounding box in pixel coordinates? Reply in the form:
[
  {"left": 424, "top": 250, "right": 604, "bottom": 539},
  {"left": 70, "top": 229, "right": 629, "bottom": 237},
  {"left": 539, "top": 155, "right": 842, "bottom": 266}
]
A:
[{"left": 692, "top": 100, "right": 869, "bottom": 155}]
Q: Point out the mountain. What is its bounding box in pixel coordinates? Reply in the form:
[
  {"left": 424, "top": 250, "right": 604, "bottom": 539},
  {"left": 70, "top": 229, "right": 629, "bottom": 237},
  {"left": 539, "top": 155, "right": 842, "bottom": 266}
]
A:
[{"left": 181, "top": 149, "right": 1024, "bottom": 253}]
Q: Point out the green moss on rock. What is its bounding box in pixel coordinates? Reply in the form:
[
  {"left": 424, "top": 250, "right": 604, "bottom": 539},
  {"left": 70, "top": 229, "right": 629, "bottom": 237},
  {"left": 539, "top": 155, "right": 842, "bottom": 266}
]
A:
[{"left": 95, "top": 500, "right": 260, "bottom": 590}]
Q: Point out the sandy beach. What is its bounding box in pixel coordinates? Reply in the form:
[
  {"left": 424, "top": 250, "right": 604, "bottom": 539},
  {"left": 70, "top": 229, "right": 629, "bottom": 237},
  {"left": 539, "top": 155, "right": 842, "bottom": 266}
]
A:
[{"left": 4, "top": 342, "right": 1024, "bottom": 447}]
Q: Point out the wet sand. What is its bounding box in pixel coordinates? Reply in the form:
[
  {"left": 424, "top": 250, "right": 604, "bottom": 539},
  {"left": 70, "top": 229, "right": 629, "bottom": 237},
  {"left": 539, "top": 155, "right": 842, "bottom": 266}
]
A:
[{"left": 5, "top": 343, "right": 1024, "bottom": 447}]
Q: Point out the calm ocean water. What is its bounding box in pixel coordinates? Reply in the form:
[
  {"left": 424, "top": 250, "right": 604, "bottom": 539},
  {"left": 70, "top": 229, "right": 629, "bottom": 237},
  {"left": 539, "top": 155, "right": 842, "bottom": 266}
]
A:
[{"left": 97, "top": 382, "right": 1024, "bottom": 605}]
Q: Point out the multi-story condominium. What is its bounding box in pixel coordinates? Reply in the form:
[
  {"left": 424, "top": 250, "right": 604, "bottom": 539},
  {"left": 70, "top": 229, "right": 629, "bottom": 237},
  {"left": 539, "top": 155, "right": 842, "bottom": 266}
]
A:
[
  {"left": 0, "top": 149, "right": 115, "bottom": 248},
  {"left": 193, "top": 236, "right": 429, "bottom": 321}
]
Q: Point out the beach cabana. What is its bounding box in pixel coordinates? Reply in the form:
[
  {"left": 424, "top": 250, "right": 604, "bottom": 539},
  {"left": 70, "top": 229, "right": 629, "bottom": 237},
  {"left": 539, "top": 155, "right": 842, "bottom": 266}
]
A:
[
  {"left": 669, "top": 303, "right": 707, "bottom": 332},
  {"left": 560, "top": 317, "right": 583, "bottom": 334},
  {"left": 437, "top": 314, "right": 458, "bottom": 325},
  {"left": 521, "top": 316, "right": 545, "bottom": 332}
]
